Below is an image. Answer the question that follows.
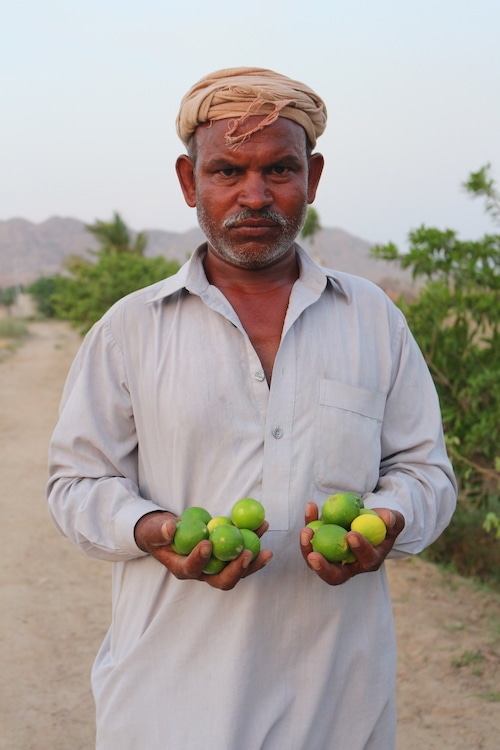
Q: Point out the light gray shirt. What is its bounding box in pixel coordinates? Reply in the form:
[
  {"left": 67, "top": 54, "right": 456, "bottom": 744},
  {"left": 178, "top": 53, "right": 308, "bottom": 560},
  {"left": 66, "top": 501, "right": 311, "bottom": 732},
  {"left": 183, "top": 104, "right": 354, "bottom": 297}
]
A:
[{"left": 47, "top": 244, "right": 456, "bottom": 749}]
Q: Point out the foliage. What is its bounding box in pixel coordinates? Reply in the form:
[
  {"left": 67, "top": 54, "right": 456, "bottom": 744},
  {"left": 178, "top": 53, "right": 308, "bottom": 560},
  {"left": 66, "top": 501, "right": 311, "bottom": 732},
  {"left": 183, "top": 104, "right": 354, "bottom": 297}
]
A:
[
  {"left": 27, "top": 276, "right": 64, "bottom": 317},
  {"left": 85, "top": 211, "right": 148, "bottom": 256},
  {"left": 372, "top": 166, "right": 500, "bottom": 510},
  {"left": 52, "top": 251, "right": 179, "bottom": 334},
  {"left": 0, "top": 286, "right": 19, "bottom": 309},
  {"left": 44, "top": 213, "right": 180, "bottom": 334},
  {"left": 301, "top": 206, "right": 322, "bottom": 243}
]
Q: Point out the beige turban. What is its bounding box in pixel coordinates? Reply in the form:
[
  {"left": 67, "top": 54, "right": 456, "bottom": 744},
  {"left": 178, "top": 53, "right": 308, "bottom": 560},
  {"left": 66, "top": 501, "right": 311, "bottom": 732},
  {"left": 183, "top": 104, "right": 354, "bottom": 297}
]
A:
[{"left": 176, "top": 67, "right": 327, "bottom": 150}]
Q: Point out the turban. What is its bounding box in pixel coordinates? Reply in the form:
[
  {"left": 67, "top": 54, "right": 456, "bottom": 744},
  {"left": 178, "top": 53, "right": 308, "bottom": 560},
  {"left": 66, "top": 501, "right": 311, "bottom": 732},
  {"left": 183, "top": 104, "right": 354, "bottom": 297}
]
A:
[{"left": 176, "top": 67, "right": 327, "bottom": 150}]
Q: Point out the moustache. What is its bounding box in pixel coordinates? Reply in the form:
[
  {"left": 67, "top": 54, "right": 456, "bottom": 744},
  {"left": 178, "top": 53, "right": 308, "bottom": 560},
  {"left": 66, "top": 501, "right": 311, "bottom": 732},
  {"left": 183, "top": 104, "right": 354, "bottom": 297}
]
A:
[{"left": 222, "top": 209, "right": 288, "bottom": 229}]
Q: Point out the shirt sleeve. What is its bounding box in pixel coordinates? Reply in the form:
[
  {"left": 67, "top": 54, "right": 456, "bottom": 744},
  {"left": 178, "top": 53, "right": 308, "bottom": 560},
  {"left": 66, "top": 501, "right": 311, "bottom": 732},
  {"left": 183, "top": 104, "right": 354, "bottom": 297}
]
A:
[
  {"left": 364, "top": 315, "right": 457, "bottom": 557},
  {"left": 47, "top": 316, "right": 163, "bottom": 561}
]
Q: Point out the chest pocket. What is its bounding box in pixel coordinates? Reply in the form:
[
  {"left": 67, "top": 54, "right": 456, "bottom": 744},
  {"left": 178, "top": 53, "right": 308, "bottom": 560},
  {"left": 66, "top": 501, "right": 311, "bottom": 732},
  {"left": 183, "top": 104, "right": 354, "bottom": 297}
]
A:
[{"left": 315, "top": 379, "right": 386, "bottom": 494}]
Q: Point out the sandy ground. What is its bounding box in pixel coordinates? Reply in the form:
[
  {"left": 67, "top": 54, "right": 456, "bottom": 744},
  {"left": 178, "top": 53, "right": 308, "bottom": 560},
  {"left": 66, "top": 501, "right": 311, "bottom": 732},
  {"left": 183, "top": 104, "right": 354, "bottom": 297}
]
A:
[{"left": 0, "top": 320, "right": 499, "bottom": 750}]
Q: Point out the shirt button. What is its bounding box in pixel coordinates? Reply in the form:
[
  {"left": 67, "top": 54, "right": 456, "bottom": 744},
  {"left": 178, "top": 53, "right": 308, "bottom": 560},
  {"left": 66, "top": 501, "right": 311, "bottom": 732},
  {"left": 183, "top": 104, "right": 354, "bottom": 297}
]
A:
[
  {"left": 254, "top": 370, "right": 266, "bottom": 381},
  {"left": 272, "top": 427, "right": 284, "bottom": 439}
]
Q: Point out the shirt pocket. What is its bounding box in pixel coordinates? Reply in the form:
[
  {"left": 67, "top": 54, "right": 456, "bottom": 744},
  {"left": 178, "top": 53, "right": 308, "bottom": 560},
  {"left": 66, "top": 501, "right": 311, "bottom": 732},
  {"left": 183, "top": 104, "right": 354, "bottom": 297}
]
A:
[{"left": 314, "top": 379, "right": 386, "bottom": 494}]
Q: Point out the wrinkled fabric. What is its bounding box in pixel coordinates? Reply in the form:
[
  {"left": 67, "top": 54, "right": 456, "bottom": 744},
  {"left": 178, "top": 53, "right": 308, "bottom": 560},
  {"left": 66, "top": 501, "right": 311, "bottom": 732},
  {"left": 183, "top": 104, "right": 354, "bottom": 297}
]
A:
[
  {"left": 176, "top": 67, "right": 327, "bottom": 149},
  {"left": 47, "top": 244, "right": 456, "bottom": 750}
]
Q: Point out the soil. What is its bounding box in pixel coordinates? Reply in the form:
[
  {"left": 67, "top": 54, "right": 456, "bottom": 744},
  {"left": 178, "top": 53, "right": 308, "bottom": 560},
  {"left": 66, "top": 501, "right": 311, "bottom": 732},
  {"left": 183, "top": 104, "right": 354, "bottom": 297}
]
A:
[{"left": 1, "top": 320, "right": 499, "bottom": 749}]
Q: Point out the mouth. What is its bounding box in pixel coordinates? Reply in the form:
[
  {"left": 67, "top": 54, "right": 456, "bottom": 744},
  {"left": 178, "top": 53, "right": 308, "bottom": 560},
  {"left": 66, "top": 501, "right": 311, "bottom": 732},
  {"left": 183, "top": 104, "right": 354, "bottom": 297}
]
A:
[{"left": 224, "top": 212, "right": 286, "bottom": 234}]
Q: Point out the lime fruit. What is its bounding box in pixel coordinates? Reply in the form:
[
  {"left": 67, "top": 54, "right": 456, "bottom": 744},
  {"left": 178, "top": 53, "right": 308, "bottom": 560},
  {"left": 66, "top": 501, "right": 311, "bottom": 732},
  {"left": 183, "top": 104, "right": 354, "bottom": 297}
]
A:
[
  {"left": 180, "top": 506, "right": 212, "bottom": 525},
  {"left": 350, "top": 513, "right": 387, "bottom": 546},
  {"left": 206, "top": 515, "right": 233, "bottom": 533},
  {"left": 203, "top": 556, "right": 227, "bottom": 575},
  {"left": 210, "top": 524, "right": 245, "bottom": 561},
  {"left": 306, "top": 520, "right": 324, "bottom": 532},
  {"left": 320, "top": 492, "right": 362, "bottom": 529},
  {"left": 357, "top": 508, "right": 378, "bottom": 516},
  {"left": 310, "top": 523, "right": 349, "bottom": 562},
  {"left": 240, "top": 528, "right": 261, "bottom": 561},
  {"left": 343, "top": 549, "right": 357, "bottom": 564},
  {"left": 172, "top": 519, "right": 209, "bottom": 555},
  {"left": 231, "top": 498, "right": 265, "bottom": 530}
]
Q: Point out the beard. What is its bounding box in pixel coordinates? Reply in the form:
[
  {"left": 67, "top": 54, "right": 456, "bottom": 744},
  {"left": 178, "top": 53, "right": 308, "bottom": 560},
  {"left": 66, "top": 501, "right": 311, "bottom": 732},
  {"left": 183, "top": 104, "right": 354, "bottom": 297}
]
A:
[{"left": 196, "top": 204, "right": 307, "bottom": 270}]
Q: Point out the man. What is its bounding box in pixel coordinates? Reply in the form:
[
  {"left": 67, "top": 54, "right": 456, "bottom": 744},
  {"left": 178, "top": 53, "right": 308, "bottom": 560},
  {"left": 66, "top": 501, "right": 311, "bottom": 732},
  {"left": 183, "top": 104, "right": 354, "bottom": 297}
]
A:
[{"left": 47, "top": 67, "right": 457, "bottom": 749}]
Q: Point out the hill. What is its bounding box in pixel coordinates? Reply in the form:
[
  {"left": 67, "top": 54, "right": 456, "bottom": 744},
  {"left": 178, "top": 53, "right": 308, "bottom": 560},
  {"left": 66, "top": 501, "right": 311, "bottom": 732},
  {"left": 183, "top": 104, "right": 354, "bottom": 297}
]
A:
[{"left": 0, "top": 216, "right": 413, "bottom": 295}]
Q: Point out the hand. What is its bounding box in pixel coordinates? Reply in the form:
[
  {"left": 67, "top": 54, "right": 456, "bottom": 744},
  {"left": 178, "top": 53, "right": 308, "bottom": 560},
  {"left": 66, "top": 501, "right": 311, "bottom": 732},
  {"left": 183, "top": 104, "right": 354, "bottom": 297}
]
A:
[
  {"left": 134, "top": 511, "right": 273, "bottom": 590},
  {"left": 300, "top": 502, "right": 405, "bottom": 586}
]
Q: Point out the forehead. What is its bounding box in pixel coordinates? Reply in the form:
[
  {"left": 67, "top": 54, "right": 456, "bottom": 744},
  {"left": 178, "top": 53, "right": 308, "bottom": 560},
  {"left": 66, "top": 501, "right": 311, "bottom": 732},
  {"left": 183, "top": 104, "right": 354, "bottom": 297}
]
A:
[{"left": 192, "top": 116, "right": 308, "bottom": 159}]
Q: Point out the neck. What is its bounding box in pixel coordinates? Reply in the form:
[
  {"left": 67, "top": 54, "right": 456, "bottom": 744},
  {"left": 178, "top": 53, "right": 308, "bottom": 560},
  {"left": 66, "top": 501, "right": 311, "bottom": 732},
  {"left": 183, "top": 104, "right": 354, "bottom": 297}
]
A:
[{"left": 203, "top": 244, "right": 300, "bottom": 292}]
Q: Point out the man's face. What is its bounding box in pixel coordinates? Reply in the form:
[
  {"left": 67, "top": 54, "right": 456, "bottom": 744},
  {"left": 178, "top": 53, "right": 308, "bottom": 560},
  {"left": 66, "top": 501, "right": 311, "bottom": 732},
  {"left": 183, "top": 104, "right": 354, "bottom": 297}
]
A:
[{"left": 176, "top": 116, "right": 324, "bottom": 270}]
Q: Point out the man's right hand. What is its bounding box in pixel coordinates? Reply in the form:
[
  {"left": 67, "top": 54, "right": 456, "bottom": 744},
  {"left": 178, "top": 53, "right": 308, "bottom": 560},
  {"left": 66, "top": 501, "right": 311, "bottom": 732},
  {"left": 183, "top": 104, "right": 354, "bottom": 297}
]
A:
[{"left": 134, "top": 511, "right": 272, "bottom": 590}]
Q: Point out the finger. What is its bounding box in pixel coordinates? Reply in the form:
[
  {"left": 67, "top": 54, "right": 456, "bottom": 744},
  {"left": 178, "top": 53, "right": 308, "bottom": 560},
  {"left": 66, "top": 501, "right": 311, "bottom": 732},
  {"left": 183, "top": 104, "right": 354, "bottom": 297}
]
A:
[
  {"left": 202, "top": 548, "right": 273, "bottom": 590},
  {"left": 300, "top": 527, "right": 314, "bottom": 561},
  {"left": 305, "top": 502, "right": 319, "bottom": 525},
  {"left": 253, "top": 520, "right": 270, "bottom": 538},
  {"left": 306, "top": 552, "right": 355, "bottom": 586},
  {"left": 373, "top": 508, "right": 405, "bottom": 539}
]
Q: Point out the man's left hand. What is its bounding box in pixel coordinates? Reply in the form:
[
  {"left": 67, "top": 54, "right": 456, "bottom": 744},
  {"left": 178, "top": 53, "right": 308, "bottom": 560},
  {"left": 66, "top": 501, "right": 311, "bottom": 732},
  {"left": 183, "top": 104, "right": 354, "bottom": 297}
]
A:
[{"left": 299, "top": 502, "right": 405, "bottom": 586}]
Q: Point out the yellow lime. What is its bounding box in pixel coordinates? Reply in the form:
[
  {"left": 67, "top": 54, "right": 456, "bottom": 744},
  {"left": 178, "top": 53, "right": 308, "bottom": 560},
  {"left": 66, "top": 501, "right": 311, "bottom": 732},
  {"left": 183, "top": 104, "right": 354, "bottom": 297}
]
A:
[
  {"left": 203, "top": 556, "right": 228, "bottom": 575},
  {"left": 306, "top": 520, "right": 324, "bottom": 531},
  {"left": 180, "top": 506, "right": 212, "bottom": 525},
  {"left": 231, "top": 498, "right": 265, "bottom": 530},
  {"left": 320, "top": 492, "right": 362, "bottom": 529},
  {"left": 210, "top": 524, "right": 245, "bottom": 561},
  {"left": 206, "top": 515, "right": 233, "bottom": 533},
  {"left": 240, "top": 528, "right": 261, "bottom": 561},
  {"left": 310, "top": 524, "right": 349, "bottom": 562},
  {"left": 350, "top": 513, "right": 387, "bottom": 546},
  {"left": 172, "top": 519, "right": 209, "bottom": 555}
]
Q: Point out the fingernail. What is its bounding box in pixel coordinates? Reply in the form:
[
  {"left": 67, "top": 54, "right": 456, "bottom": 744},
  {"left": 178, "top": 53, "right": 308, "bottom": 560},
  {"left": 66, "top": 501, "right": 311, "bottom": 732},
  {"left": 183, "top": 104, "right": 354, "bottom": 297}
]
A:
[
  {"left": 242, "top": 552, "right": 254, "bottom": 569},
  {"left": 300, "top": 531, "right": 309, "bottom": 546},
  {"left": 309, "top": 557, "right": 321, "bottom": 570},
  {"left": 200, "top": 542, "right": 212, "bottom": 558},
  {"left": 349, "top": 535, "right": 360, "bottom": 548}
]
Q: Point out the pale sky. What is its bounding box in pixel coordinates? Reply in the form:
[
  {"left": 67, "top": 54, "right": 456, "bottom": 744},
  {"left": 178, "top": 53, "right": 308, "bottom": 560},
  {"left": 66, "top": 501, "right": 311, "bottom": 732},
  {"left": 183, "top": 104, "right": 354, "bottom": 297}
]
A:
[{"left": 1, "top": 0, "right": 499, "bottom": 251}]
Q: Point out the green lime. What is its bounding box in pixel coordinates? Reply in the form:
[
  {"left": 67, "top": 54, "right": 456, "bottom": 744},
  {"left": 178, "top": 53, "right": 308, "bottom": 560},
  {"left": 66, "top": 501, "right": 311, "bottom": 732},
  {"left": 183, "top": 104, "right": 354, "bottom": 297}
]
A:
[
  {"left": 240, "top": 528, "right": 261, "bottom": 561},
  {"left": 171, "top": 519, "right": 209, "bottom": 556},
  {"left": 357, "top": 508, "right": 378, "bottom": 516},
  {"left": 310, "top": 523, "right": 349, "bottom": 562},
  {"left": 231, "top": 498, "right": 265, "bottom": 530},
  {"left": 206, "top": 515, "right": 233, "bottom": 533},
  {"left": 180, "top": 506, "right": 212, "bottom": 524},
  {"left": 320, "top": 493, "right": 362, "bottom": 529},
  {"left": 203, "top": 556, "right": 228, "bottom": 575},
  {"left": 210, "top": 524, "right": 245, "bottom": 561},
  {"left": 350, "top": 514, "right": 387, "bottom": 546}
]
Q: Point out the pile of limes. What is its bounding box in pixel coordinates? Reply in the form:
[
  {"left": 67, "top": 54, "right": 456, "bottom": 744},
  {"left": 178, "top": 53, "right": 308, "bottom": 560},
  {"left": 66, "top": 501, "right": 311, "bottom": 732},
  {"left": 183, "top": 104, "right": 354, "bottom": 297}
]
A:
[
  {"left": 172, "top": 498, "right": 265, "bottom": 575},
  {"left": 309, "top": 492, "right": 387, "bottom": 563}
]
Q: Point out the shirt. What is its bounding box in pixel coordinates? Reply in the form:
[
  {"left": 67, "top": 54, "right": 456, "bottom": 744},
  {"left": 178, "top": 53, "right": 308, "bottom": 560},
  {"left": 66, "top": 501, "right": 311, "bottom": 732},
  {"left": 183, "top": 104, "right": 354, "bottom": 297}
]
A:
[{"left": 47, "top": 244, "right": 457, "bottom": 750}]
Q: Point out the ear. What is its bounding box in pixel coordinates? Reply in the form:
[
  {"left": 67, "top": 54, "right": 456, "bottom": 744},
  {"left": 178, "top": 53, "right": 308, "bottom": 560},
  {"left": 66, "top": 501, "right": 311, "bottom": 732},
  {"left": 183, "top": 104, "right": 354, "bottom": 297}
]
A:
[
  {"left": 307, "top": 153, "right": 324, "bottom": 204},
  {"left": 175, "top": 155, "right": 197, "bottom": 207}
]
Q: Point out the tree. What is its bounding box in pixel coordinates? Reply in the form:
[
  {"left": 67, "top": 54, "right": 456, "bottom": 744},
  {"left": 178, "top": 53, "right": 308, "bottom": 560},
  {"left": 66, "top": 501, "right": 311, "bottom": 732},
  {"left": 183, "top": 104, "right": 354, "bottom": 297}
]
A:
[
  {"left": 301, "top": 206, "right": 322, "bottom": 244},
  {"left": 372, "top": 167, "right": 500, "bottom": 506},
  {"left": 85, "top": 211, "right": 148, "bottom": 256},
  {"left": 50, "top": 214, "right": 180, "bottom": 333}
]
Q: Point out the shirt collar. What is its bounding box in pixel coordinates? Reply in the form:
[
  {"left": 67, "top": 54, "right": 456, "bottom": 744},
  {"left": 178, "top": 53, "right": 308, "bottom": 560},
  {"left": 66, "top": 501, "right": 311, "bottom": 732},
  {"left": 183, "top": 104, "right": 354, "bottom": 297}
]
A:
[{"left": 147, "top": 242, "right": 350, "bottom": 303}]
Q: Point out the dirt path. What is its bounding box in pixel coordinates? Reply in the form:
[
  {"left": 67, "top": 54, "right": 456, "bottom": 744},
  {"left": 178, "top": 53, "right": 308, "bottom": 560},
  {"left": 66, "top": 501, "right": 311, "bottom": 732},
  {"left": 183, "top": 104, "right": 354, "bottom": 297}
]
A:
[{"left": 0, "top": 320, "right": 499, "bottom": 749}]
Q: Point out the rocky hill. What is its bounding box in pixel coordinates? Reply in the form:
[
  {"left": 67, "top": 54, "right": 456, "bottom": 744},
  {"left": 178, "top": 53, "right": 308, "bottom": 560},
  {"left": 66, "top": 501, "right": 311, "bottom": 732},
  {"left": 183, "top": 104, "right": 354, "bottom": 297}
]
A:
[{"left": 0, "top": 216, "right": 413, "bottom": 296}]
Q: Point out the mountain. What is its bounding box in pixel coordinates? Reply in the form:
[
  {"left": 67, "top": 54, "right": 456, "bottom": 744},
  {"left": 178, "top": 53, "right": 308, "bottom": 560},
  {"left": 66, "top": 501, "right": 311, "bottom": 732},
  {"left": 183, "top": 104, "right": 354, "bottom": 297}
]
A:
[{"left": 0, "top": 216, "right": 412, "bottom": 295}]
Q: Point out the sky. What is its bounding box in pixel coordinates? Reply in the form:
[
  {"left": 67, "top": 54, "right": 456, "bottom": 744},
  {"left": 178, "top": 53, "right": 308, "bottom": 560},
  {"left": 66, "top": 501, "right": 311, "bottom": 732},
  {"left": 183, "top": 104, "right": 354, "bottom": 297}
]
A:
[{"left": 1, "top": 0, "right": 499, "bottom": 252}]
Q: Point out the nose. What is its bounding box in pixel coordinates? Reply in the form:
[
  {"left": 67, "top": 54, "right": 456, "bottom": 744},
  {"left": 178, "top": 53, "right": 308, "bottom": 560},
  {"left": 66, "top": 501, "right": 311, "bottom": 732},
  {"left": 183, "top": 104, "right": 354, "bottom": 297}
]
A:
[{"left": 238, "top": 173, "right": 273, "bottom": 209}]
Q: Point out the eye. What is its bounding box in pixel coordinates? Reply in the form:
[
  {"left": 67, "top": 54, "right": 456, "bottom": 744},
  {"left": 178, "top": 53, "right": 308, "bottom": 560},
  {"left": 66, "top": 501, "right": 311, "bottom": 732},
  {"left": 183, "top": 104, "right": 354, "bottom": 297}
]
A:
[
  {"left": 218, "top": 167, "right": 239, "bottom": 178},
  {"left": 270, "top": 165, "right": 289, "bottom": 175}
]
